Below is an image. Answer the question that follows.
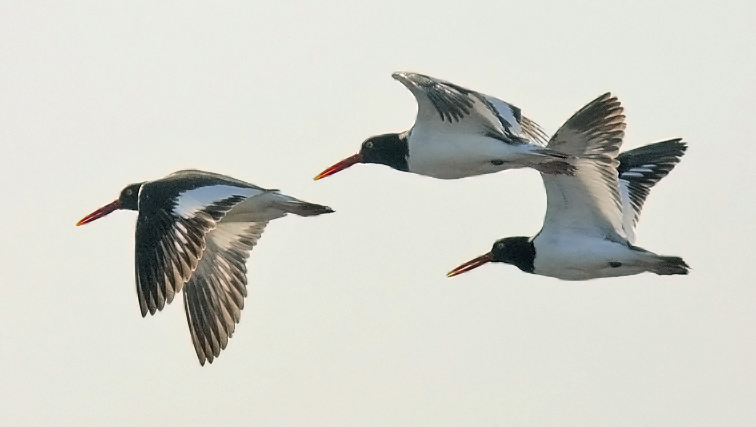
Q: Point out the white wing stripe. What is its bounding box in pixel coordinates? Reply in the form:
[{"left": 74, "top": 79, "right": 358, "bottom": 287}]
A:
[
  {"left": 621, "top": 172, "right": 645, "bottom": 178},
  {"left": 174, "top": 185, "right": 262, "bottom": 218}
]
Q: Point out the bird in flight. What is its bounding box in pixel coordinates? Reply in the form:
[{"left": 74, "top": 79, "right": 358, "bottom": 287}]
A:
[
  {"left": 315, "top": 72, "right": 575, "bottom": 181},
  {"left": 77, "top": 169, "right": 334, "bottom": 364},
  {"left": 447, "top": 95, "right": 689, "bottom": 280}
]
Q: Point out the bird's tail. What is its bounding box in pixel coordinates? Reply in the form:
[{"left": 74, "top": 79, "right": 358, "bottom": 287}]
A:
[
  {"left": 273, "top": 199, "right": 334, "bottom": 217},
  {"left": 648, "top": 255, "right": 690, "bottom": 276}
]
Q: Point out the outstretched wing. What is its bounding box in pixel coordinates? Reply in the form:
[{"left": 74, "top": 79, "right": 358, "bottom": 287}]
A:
[
  {"left": 134, "top": 176, "right": 264, "bottom": 317},
  {"left": 546, "top": 93, "right": 625, "bottom": 157},
  {"left": 392, "top": 71, "right": 547, "bottom": 145},
  {"left": 183, "top": 221, "right": 267, "bottom": 365},
  {"left": 540, "top": 93, "right": 627, "bottom": 241},
  {"left": 617, "top": 139, "right": 687, "bottom": 243}
]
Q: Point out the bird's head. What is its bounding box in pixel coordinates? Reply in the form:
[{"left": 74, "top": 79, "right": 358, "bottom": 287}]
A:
[
  {"left": 447, "top": 236, "right": 533, "bottom": 277},
  {"left": 314, "top": 132, "right": 408, "bottom": 180},
  {"left": 76, "top": 182, "right": 143, "bottom": 226}
]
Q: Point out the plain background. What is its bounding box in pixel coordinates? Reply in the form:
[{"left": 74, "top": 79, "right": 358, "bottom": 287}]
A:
[{"left": 1, "top": 1, "right": 755, "bottom": 425}]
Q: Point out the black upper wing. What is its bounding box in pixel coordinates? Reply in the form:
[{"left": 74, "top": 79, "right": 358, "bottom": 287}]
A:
[
  {"left": 133, "top": 171, "right": 265, "bottom": 316},
  {"left": 617, "top": 139, "right": 687, "bottom": 242},
  {"left": 392, "top": 72, "right": 547, "bottom": 145}
]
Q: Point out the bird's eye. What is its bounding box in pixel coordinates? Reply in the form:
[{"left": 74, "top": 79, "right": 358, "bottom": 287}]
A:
[
  {"left": 125, "top": 189, "right": 133, "bottom": 196},
  {"left": 364, "top": 141, "right": 373, "bottom": 149},
  {"left": 496, "top": 242, "right": 505, "bottom": 249}
]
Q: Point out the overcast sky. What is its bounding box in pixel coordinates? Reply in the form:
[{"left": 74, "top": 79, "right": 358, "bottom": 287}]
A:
[{"left": 1, "top": 1, "right": 755, "bottom": 425}]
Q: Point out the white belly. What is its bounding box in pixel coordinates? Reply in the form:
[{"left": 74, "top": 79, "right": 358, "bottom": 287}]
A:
[
  {"left": 407, "top": 132, "right": 529, "bottom": 179},
  {"left": 533, "top": 233, "right": 651, "bottom": 280}
]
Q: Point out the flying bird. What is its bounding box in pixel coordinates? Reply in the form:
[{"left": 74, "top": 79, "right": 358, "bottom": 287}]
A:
[
  {"left": 446, "top": 121, "right": 690, "bottom": 281},
  {"left": 77, "top": 170, "right": 334, "bottom": 364},
  {"left": 314, "top": 71, "right": 576, "bottom": 180}
]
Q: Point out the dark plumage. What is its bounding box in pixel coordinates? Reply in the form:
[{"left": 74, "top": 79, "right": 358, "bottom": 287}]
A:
[{"left": 78, "top": 170, "right": 334, "bottom": 365}]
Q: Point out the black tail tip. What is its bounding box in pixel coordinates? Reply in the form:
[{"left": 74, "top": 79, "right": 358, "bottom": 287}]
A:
[
  {"left": 656, "top": 256, "right": 690, "bottom": 276},
  {"left": 300, "top": 203, "right": 335, "bottom": 216}
]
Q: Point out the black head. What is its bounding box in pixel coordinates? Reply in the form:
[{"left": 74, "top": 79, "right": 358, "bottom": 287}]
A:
[
  {"left": 77, "top": 182, "right": 144, "bottom": 226},
  {"left": 490, "top": 236, "right": 535, "bottom": 273},
  {"left": 448, "top": 236, "right": 535, "bottom": 277},
  {"left": 359, "top": 133, "right": 409, "bottom": 172},
  {"left": 314, "top": 132, "right": 409, "bottom": 180},
  {"left": 118, "top": 182, "right": 143, "bottom": 211}
]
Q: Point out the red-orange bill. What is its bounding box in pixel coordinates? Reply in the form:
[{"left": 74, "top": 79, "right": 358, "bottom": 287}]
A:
[
  {"left": 314, "top": 153, "right": 362, "bottom": 180},
  {"left": 446, "top": 252, "right": 494, "bottom": 277},
  {"left": 76, "top": 200, "right": 121, "bottom": 226}
]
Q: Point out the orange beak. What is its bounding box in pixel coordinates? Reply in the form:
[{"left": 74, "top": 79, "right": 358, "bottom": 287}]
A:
[
  {"left": 314, "top": 154, "right": 362, "bottom": 180},
  {"left": 76, "top": 200, "right": 121, "bottom": 226},
  {"left": 446, "top": 252, "right": 494, "bottom": 277}
]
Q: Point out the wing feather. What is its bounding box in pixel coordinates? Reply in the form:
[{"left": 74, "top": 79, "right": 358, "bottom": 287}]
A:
[
  {"left": 392, "top": 72, "right": 545, "bottom": 145},
  {"left": 131, "top": 170, "right": 329, "bottom": 364},
  {"left": 183, "top": 222, "right": 267, "bottom": 365},
  {"left": 540, "top": 93, "right": 627, "bottom": 241},
  {"left": 617, "top": 139, "right": 687, "bottom": 242},
  {"left": 134, "top": 181, "right": 259, "bottom": 317}
]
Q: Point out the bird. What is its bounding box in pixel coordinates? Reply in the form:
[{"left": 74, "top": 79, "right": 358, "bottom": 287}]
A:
[
  {"left": 314, "top": 71, "right": 578, "bottom": 181},
  {"left": 446, "top": 119, "right": 690, "bottom": 281},
  {"left": 77, "top": 169, "right": 334, "bottom": 365}
]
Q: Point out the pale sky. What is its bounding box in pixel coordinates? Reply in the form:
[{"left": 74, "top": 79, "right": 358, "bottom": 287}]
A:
[{"left": 1, "top": 1, "right": 755, "bottom": 425}]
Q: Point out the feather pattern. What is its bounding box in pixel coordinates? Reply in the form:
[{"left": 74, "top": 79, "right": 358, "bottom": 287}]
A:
[
  {"left": 183, "top": 221, "right": 267, "bottom": 365},
  {"left": 540, "top": 93, "right": 627, "bottom": 241},
  {"left": 133, "top": 170, "right": 268, "bottom": 318},
  {"left": 392, "top": 71, "right": 548, "bottom": 145},
  {"left": 135, "top": 189, "right": 253, "bottom": 316},
  {"left": 617, "top": 139, "right": 687, "bottom": 242},
  {"left": 79, "top": 169, "right": 333, "bottom": 365}
]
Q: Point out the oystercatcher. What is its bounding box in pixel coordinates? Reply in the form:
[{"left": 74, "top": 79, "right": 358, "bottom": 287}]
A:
[
  {"left": 314, "top": 72, "right": 576, "bottom": 180},
  {"left": 446, "top": 134, "right": 690, "bottom": 281},
  {"left": 77, "top": 170, "right": 334, "bottom": 364}
]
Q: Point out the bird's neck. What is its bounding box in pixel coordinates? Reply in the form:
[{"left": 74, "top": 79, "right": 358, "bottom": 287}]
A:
[{"left": 506, "top": 237, "right": 536, "bottom": 274}]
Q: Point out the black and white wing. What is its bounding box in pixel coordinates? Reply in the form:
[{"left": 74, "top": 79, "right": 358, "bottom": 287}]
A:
[
  {"left": 134, "top": 171, "right": 266, "bottom": 317},
  {"left": 392, "top": 71, "right": 548, "bottom": 145},
  {"left": 540, "top": 93, "right": 627, "bottom": 241},
  {"left": 183, "top": 221, "right": 267, "bottom": 365},
  {"left": 617, "top": 139, "right": 687, "bottom": 243},
  {"left": 546, "top": 93, "right": 625, "bottom": 157}
]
